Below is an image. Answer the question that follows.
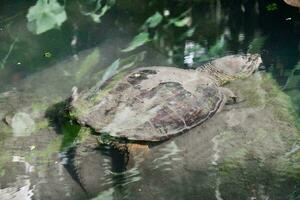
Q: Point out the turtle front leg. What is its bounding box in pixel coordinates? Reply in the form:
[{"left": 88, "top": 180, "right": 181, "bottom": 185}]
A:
[
  {"left": 127, "top": 143, "right": 150, "bottom": 169},
  {"left": 111, "top": 142, "right": 150, "bottom": 170},
  {"left": 216, "top": 87, "right": 238, "bottom": 113},
  {"left": 127, "top": 143, "right": 150, "bottom": 158},
  {"left": 219, "top": 87, "right": 238, "bottom": 104}
]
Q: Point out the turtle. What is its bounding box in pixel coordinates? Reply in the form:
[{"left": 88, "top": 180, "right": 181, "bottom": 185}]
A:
[{"left": 69, "top": 54, "right": 262, "bottom": 168}]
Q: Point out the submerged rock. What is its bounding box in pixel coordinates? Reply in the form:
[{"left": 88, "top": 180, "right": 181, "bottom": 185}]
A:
[
  {"left": 11, "top": 112, "right": 36, "bottom": 137},
  {"left": 86, "top": 72, "right": 300, "bottom": 200}
]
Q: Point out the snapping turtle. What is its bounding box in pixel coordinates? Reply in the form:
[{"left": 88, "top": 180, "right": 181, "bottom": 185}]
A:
[{"left": 70, "top": 54, "right": 262, "bottom": 163}]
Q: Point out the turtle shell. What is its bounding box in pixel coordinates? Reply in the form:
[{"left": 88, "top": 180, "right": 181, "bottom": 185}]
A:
[{"left": 70, "top": 67, "right": 225, "bottom": 141}]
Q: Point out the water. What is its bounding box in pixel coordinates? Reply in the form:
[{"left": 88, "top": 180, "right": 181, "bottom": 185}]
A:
[{"left": 0, "top": 0, "right": 299, "bottom": 199}]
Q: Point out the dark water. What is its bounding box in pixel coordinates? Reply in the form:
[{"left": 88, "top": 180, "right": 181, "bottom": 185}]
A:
[{"left": 0, "top": 0, "right": 299, "bottom": 199}]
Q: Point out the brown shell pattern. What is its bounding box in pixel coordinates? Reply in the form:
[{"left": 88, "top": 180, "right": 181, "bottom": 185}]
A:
[{"left": 73, "top": 68, "right": 224, "bottom": 141}]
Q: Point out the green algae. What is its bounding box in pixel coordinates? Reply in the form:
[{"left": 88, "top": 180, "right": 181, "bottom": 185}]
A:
[
  {"left": 70, "top": 69, "right": 128, "bottom": 119},
  {"left": 21, "top": 122, "right": 91, "bottom": 165},
  {"left": 60, "top": 123, "right": 92, "bottom": 151},
  {"left": 275, "top": 152, "right": 300, "bottom": 179},
  {"left": 92, "top": 70, "right": 128, "bottom": 102},
  {"left": 69, "top": 99, "right": 89, "bottom": 119},
  {"left": 76, "top": 48, "right": 101, "bottom": 82},
  {"left": 35, "top": 119, "right": 50, "bottom": 131},
  {"left": 0, "top": 151, "right": 10, "bottom": 177},
  {"left": 216, "top": 72, "right": 300, "bottom": 180},
  {"left": 25, "top": 136, "right": 62, "bottom": 164},
  {"left": 242, "top": 88, "right": 263, "bottom": 107},
  {"left": 262, "top": 74, "right": 300, "bottom": 134},
  {"left": 31, "top": 102, "right": 49, "bottom": 113},
  {"left": 60, "top": 122, "right": 81, "bottom": 150},
  {"left": 0, "top": 122, "right": 12, "bottom": 140},
  {"left": 77, "top": 127, "right": 92, "bottom": 142},
  {"left": 70, "top": 51, "right": 146, "bottom": 120},
  {"left": 233, "top": 73, "right": 299, "bottom": 133}
]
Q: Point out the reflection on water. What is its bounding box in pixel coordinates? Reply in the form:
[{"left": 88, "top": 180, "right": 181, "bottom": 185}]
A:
[
  {"left": 152, "top": 141, "right": 183, "bottom": 171},
  {"left": 0, "top": 156, "right": 34, "bottom": 200},
  {"left": 0, "top": 0, "right": 299, "bottom": 199},
  {"left": 0, "top": 179, "right": 33, "bottom": 200}
]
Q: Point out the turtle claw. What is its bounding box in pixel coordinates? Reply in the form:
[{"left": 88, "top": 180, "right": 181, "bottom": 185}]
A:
[
  {"left": 227, "top": 95, "right": 238, "bottom": 105},
  {"left": 219, "top": 87, "right": 238, "bottom": 104}
]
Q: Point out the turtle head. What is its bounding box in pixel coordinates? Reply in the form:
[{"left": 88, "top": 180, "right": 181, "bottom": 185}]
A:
[{"left": 210, "top": 54, "right": 263, "bottom": 79}]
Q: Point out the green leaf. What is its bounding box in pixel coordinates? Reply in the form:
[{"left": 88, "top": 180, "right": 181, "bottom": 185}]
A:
[
  {"left": 142, "top": 12, "right": 163, "bottom": 29},
  {"left": 122, "top": 32, "right": 150, "bottom": 52},
  {"left": 208, "top": 36, "right": 226, "bottom": 56},
  {"left": 93, "top": 51, "right": 146, "bottom": 90},
  {"left": 179, "top": 27, "right": 195, "bottom": 40},
  {"left": 119, "top": 51, "right": 146, "bottom": 70},
  {"left": 44, "top": 51, "right": 53, "bottom": 58},
  {"left": 26, "top": 0, "right": 67, "bottom": 35},
  {"left": 173, "top": 16, "right": 191, "bottom": 27},
  {"left": 266, "top": 3, "right": 278, "bottom": 11},
  {"left": 79, "top": 0, "right": 115, "bottom": 23},
  {"left": 84, "top": 5, "right": 110, "bottom": 23},
  {"left": 185, "top": 27, "right": 195, "bottom": 37},
  {"left": 248, "top": 36, "right": 266, "bottom": 54},
  {"left": 168, "top": 9, "right": 192, "bottom": 28},
  {"left": 100, "top": 59, "right": 120, "bottom": 85}
]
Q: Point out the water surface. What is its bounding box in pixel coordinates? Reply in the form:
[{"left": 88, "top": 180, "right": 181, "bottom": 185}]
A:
[{"left": 0, "top": 0, "right": 299, "bottom": 199}]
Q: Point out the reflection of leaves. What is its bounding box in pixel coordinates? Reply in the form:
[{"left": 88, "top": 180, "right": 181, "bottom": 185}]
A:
[
  {"left": 184, "top": 41, "right": 206, "bottom": 66},
  {"left": 103, "top": 51, "right": 145, "bottom": 82},
  {"left": 94, "top": 51, "right": 145, "bottom": 89},
  {"left": 26, "top": 0, "right": 67, "bottom": 35},
  {"left": 0, "top": 37, "right": 18, "bottom": 69},
  {"left": 88, "top": 5, "right": 110, "bottom": 23},
  {"left": 141, "top": 12, "right": 163, "bottom": 29},
  {"left": 266, "top": 3, "right": 278, "bottom": 11},
  {"left": 100, "top": 58, "right": 120, "bottom": 85},
  {"left": 284, "top": 62, "right": 300, "bottom": 90},
  {"left": 208, "top": 36, "right": 225, "bottom": 56},
  {"left": 44, "top": 51, "right": 53, "bottom": 58},
  {"left": 76, "top": 48, "right": 101, "bottom": 81},
  {"left": 122, "top": 32, "right": 150, "bottom": 52},
  {"left": 248, "top": 36, "right": 266, "bottom": 54},
  {"left": 79, "top": 0, "right": 115, "bottom": 23},
  {"left": 118, "top": 51, "right": 146, "bottom": 70},
  {"left": 173, "top": 17, "right": 191, "bottom": 27},
  {"left": 284, "top": 62, "right": 300, "bottom": 119},
  {"left": 168, "top": 9, "right": 192, "bottom": 27},
  {"left": 192, "top": 35, "right": 227, "bottom": 64},
  {"left": 180, "top": 27, "right": 195, "bottom": 40}
]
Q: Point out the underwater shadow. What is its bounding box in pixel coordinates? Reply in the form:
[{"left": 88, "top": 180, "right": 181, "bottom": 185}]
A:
[{"left": 44, "top": 100, "right": 134, "bottom": 198}]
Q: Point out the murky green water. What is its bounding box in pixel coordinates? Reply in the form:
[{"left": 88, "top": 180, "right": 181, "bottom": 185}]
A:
[{"left": 0, "top": 0, "right": 299, "bottom": 199}]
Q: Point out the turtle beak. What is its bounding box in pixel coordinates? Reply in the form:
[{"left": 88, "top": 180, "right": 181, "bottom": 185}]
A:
[
  {"left": 258, "top": 64, "right": 266, "bottom": 71},
  {"left": 254, "top": 55, "right": 264, "bottom": 72}
]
